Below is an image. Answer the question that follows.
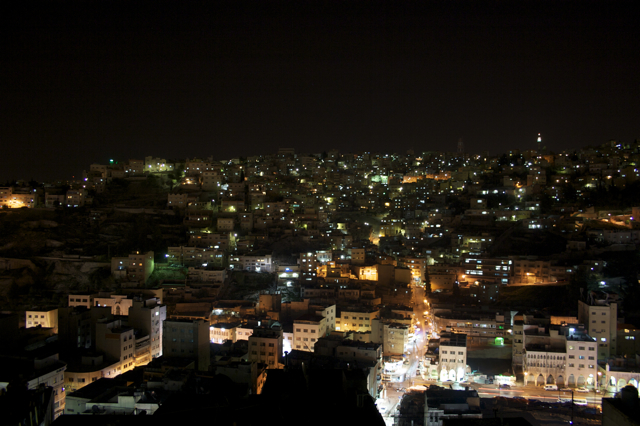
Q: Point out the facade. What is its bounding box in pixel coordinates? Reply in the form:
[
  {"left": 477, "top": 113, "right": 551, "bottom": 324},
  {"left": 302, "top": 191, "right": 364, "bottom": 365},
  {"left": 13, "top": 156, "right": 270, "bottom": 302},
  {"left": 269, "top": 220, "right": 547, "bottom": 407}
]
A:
[
  {"left": 336, "top": 307, "right": 380, "bottom": 333},
  {"left": 26, "top": 308, "right": 58, "bottom": 332},
  {"left": 127, "top": 298, "right": 166, "bottom": 360},
  {"left": 578, "top": 298, "right": 618, "bottom": 360},
  {"left": 111, "top": 251, "right": 155, "bottom": 284},
  {"left": 93, "top": 294, "right": 133, "bottom": 316},
  {"left": 162, "top": 319, "right": 210, "bottom": 371},
  {"left": 438, "top": 332, "right": 467, "bottom": 382},
  {"left": 293, "top": 314, "right": 328, "bottom": 352},
  {"left": 248, "top": 327, "right": 284, "bottom": 368}
]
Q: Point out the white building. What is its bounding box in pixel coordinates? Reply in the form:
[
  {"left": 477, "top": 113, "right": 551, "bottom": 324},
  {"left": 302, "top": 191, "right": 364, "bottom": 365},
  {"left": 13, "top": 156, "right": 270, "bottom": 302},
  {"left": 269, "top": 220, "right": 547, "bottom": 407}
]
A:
[
  {"left": 438, "top": 332, "right": 468, "bottom": 382},
  {"left": 293, "top": 314, "right": 329, "bottom": 352},
  {"left": 25, "top": 308, "right": 58, "bottom": 332},
  {"left": 94, "top": 294, "right": 133, "bottom": 316}
]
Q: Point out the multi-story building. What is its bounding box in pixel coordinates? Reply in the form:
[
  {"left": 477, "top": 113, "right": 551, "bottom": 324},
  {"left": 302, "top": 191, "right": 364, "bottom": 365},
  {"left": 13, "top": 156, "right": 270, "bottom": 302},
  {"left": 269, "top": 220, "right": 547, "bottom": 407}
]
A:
[
  {"left": 168, "top": 246, "right": 226, "bottom": 267},
  {"left": 230, "top": 253, "right": 273, "bottom": 272},
  {"left": 162, "top": 319, "right": 210, "bottom": 371},
  {"left": 293, "top": 314, "right": 329, "bottom": 352},
  {"left": 438, "top": 332, "right": 468, "bottom": 382},
  {"left": 127, "top": 298, "right": 166, "bottom": 360},
  {"left": 461, "top": 256, "right": 513, "bottom": 285},
  {"left": 93, "top": 294, "right": 133, "bottom": 316},
  {"left": 95, "top": 319, "right": 136, "bottom": 374},
  {"left": 578, "top": 297, "right": 618, "bottom": 360},
  {"left": 565, "top": 331, "right": 598, "bottom": 388},
  {"left": 336, "top": 307, "right": 380, "bottom": 333},
  {"left": 209, "top": 322, "right": 240, "bottom": 344},
  {"left": 68, "top": 293, "right": 94, "bottom": 309},
  {"left": 65, "top": 189, "right": 87, "bottom": 207},
  {"left": 0, "top": 352, "right": 67, "bottom": 418},
  {"left": 110, "top": 251, "right": 155, "bottom": 284},
  {"left": 25, "top": 308, "right": 58, "bottom": 332},
  {"left": 248, "top": 327, "right": 283, "bottom": 369},
  {"left": 371, "top": 320, "right": 409, "bottom": 356}
]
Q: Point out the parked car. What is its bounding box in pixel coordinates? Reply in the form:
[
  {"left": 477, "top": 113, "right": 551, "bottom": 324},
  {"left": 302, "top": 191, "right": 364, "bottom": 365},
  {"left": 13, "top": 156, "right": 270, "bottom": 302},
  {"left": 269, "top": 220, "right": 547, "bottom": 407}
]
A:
[
  {"left": 576, "top": 387, "right": 589, "bottom": 393},
  {"left": 544, "top": 385, "right": 558, "bottom": 391},
  {"left": 499, "top": 384, "right": 511, "bottom": 389}
]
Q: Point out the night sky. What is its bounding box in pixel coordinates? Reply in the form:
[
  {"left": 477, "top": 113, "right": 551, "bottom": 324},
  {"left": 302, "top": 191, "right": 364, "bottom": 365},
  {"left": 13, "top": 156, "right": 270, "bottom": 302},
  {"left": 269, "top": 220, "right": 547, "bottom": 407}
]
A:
[{"left": 2, "top": 0, "right": 639, "bottom": 182}]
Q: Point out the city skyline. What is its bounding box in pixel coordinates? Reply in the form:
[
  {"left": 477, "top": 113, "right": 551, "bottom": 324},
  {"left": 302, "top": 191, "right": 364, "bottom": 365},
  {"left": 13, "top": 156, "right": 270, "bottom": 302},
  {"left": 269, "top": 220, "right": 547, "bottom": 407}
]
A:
[{"left": 2, "top": 0, "right": 639, "bottom": 182}]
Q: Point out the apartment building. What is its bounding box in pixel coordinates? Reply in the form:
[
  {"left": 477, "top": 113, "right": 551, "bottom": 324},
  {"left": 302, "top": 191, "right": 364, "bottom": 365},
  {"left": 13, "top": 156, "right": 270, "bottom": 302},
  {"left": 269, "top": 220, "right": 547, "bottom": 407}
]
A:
[
  {"left": 110, "top": 251, "right": 155, "bottom": 284},
  {"left": 68, "top": 294, "right": 94, "bottom": 309},
  {"left": 168, "top": 246, "right": 226, "bottom": 267},
  {"left": 462, "top": 257, "right": 513, "bottom": 285},
  {"left": 248, "top": 327, "right": 283, "bottom": 368},
  {"left": 371, "top": 320, "right": 409, "bottom": 356},
  {"left": 565, "top": 332, "right": 598, "bottom": 388},
  {"left": 0, "top": 352, "right": 67, "bottom": 418},
  {"left": 230, "top": 253, "right": 273, "bottom": 272},
  {"left": 210, "top": 322, "right": 240, "bottom": 344},
  {"left": 162, "top": 319, "right": 210, "bottom": 371},
  {"left": 25, "top": 308, "right": 58, "bottom": 332},
  {"left": 578, "top": 297, "right": 618, "bottom": 360},
  {"left": 65, "top": 189, "right": 87, "bottom": 207},
  {"left": 95, "top": 319, "right": 136, "bottom": 373},
  {"left": 0, "top": 186, "right": 37, "bottom": 208},
  {"left": 127, "top": 298, "right": 166, "bottom": 360},
  {"left": 439, "top": 332, "right": 468, "bottom": 382},
  {"left": 336, "top": 307, "right": 380, "bottom": 333},
  {"left": 293, "top": 314, "right": 329, "bottom": 352}
]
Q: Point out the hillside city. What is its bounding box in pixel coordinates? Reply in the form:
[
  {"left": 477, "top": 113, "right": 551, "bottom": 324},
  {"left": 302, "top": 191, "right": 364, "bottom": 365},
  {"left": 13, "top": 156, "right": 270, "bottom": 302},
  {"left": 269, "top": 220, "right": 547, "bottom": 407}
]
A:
[{"left": 2, "top": 138, "right": 640, "bottom": 425}]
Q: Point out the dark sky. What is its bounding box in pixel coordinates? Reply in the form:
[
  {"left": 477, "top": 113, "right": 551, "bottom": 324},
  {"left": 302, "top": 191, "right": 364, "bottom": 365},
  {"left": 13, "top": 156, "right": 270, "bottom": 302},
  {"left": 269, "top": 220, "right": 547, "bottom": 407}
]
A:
[{"left": 2, "top": 0, "right": 639, "bottom": 182}]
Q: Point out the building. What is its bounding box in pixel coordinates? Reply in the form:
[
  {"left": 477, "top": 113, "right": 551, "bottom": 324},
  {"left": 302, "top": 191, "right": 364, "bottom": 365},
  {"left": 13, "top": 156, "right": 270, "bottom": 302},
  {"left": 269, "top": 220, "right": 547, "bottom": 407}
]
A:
[
  {"left": 293, "top": 314, "right": 329, "bottom": 352},
  {"left": 578, "top": 296, "right": 618, "bottom": 360},
  {"left": 438, "top": 332, "right": 468, "bottom": 382},
  {"left": 95, "top": 319, "right": 136, "bottom": 375},
  {"left": 93, "top": 294, "right": 133, "bottom": 316},
  {"left": 25, "top": 308, "right": 58, "bottom": 333},
  {"left": 248, "top": 327, "right": 284, "bottom": 369},
  {"left": 111, "top": 251, "right": 155, "bottom": 284},
  {"left": 127, "top": 298, "right": 166, "bottom": 360},
  {"left": 162, "top": 319, "right": 210, "bottom": 371},
  {"left": 336, "top": 307, "right": 380, "bottom": 333},
  {"left": 602, "top": 385, "right": 640, "bottom": 426},
  {"left": 424, "top": 387, "right": 482, "bottom": 426}
]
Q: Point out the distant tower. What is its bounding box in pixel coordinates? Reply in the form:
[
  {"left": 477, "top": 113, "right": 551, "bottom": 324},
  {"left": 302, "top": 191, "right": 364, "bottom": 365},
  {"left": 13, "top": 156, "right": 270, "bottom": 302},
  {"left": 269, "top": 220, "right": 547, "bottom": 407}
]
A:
[
  {"left": 457, "top": 138, "right": 464, "bottom": 155},
  {"left": 537, "top": 133, "right": 542, "bottom": 152}
]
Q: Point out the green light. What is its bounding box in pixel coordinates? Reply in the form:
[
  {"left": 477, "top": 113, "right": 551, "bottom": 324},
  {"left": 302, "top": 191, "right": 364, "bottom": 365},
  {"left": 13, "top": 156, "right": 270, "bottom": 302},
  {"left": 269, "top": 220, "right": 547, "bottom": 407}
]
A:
[{"left": 110, "top": 159, "right": 114, "bottom": 164}]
